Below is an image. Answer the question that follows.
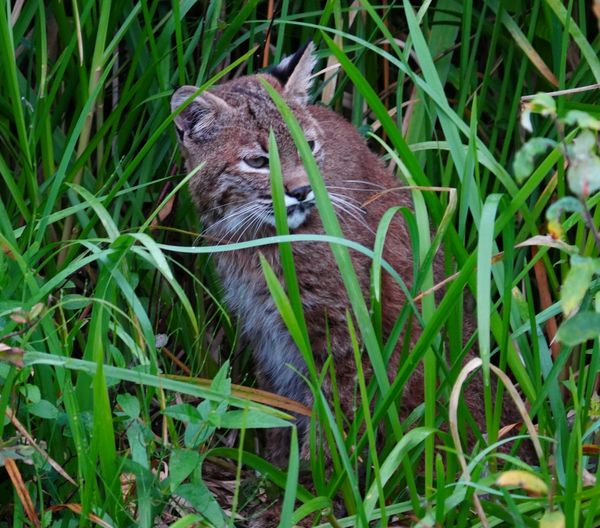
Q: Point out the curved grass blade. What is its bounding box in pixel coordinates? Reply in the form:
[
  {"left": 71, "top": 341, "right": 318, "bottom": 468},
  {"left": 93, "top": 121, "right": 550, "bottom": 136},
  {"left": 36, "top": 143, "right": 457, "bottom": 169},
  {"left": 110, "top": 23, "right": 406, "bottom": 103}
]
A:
[
  {"left": 24, "top": 352, "right": 291, "bottom": 418},
  {"left": 259, "top": 77, "right": 402, "bottom": 435}
]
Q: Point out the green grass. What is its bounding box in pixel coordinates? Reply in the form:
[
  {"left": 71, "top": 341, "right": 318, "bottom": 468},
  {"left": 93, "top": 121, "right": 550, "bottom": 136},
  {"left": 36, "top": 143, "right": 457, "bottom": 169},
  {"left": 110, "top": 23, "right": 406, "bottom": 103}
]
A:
[{"left": 1, "top": 1, "right": 600, "bottom": 526}]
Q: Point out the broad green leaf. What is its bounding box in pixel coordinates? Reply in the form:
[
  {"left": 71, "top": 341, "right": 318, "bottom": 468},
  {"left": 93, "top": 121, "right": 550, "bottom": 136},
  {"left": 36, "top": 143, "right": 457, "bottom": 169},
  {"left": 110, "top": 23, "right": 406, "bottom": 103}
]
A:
[
  {"left": 184, "top": 421, "right": 213, "bottom": 449},
  {"left": 116, "top": 393, "right": 140, "bottom": 419},
  {"left": 210, "top": 360, "right": 232, "bottom": 396},
  {"left": 198, "top": 398, "right": 227, "bottom": 424},
  {"left": 545, "top": 197, "right": 584, "bottom": 221},
  {"left": 564, "top": 110, "right": 600, "bottom": 131},
  {"left": 557, "top": 312, "right": 600, "bottom": 346},
  {"left": 513, "top": 138, "right": 557, "bottom": 182},
  {"left": 27, "top": 400, "right": 59, "bottom": 420},
  {"left": 567, "top": 154, "right": 600, "bottom": 198},
  {"left": 163, "top": 403, "right": 202, "bottom": 424},
  {"left": 19, "top": 384, "right": 41, "bottom": 404},
  {"left": 169, "top": 448, "right": 202, "bottom": 492},
  {"left": 560, "top": 256, "right": 600, "bottom": 316},
  {"left": 567, "top": 130, "right": 600, "bottom": 198},
  {"left": 524, "top": 93, "right": 557, "bottom": 117},
  {"left": 176, "top": 482, "right": 225, "bottom": 527}
]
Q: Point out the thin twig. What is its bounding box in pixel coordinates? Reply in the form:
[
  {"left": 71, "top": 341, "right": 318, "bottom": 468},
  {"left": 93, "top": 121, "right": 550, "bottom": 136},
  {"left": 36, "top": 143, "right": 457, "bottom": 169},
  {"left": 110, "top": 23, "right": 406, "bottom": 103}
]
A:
[
  {"left": 521, "top": 83, "right": 600, "bottom": 101},
  {"left": 5, "top": 407, "right": 77, "bottom": 486},
  {"left": 261, "top": 0, "right": 275, "bottom": 68},
  {"left": 582, "top": 200, "right": 600, "bottom": 252}
]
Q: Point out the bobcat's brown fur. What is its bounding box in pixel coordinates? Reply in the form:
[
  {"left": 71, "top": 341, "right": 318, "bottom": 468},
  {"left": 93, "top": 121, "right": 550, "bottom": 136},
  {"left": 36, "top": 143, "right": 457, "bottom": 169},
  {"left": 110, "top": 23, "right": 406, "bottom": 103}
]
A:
[{"left": 171, "top": 44, "right": 490, "bottom": 465}]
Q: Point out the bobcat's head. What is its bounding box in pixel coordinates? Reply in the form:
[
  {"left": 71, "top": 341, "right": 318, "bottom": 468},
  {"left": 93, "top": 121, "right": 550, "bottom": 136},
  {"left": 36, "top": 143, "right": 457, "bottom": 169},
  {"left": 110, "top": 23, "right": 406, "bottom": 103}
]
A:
[{"left": 171, "top": 44, "right": 323, "bottom": 240}]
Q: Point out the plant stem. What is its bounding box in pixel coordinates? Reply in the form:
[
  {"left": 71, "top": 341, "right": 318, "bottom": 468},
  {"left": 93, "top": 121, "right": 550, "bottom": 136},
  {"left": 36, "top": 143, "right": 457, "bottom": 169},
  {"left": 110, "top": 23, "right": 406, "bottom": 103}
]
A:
[{"left": 581, "top": 199, "right": 600, "bottom": 253}]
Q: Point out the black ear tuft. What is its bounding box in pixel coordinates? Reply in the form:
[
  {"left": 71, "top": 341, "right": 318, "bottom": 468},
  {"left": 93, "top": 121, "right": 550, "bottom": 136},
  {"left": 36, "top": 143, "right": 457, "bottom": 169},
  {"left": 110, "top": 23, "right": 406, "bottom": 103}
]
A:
[
  {"left": 268, "top": 42, "right": 311, "bottom": 84},
  {"left": 266, "top": 42, "right": 316, "bottom": 105}
]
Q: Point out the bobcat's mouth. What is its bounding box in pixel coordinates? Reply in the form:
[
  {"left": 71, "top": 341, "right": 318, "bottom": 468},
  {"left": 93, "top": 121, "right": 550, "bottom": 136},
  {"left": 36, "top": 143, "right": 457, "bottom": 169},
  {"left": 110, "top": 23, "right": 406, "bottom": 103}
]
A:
[
  {"left": 285, "top": 201, "right": 315, "bottom": 229},
  {"left": 266, "top": 191, "right": 315, "bottom": 230}
]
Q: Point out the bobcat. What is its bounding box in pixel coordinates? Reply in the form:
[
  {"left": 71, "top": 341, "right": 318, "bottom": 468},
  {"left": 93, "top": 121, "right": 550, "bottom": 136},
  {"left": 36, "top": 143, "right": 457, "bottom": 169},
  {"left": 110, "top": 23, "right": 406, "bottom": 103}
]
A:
[{"left": 171, "top": 44, "right": 499, "bottom": 465}]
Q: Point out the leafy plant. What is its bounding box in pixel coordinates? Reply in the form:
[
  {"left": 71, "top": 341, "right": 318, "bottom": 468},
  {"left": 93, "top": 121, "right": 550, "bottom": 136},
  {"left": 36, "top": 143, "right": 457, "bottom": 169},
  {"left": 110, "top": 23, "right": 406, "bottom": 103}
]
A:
[{"left": 516, "top": 93, "right": 600, "bottom": 346}]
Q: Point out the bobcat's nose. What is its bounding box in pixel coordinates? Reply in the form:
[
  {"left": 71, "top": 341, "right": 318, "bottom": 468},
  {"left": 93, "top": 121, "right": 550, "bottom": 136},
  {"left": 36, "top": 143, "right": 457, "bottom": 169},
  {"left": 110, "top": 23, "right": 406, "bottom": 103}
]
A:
[{"left": 287, "top": 185, "right": 312, "bottom": 202}]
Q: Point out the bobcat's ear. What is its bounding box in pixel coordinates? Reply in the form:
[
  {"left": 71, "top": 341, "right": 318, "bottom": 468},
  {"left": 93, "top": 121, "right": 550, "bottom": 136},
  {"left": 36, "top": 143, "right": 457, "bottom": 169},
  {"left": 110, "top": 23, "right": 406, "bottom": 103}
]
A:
[
  {"left": 171, "top": 86, "right": 232, "bottom": 140},
  {"left": 269, "top": 42, "right": 317, "bottom": 105}
]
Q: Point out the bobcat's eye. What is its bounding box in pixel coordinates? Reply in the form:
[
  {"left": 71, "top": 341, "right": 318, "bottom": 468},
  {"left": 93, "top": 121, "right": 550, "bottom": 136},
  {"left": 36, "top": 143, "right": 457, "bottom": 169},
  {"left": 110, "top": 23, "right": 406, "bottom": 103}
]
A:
[
  {"left": 244, "top": 156, "right": 269, "bottom": 169},
  {"left": 307, "top": 140, "right": 316, "bottom": 151}
]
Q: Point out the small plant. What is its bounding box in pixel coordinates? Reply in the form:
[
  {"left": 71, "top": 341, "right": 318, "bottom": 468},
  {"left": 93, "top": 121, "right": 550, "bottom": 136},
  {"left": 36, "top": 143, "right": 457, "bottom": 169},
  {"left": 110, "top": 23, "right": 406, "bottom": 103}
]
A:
[
  {"left": 515, "top": 93, "right": 600, "bottom": 346},
  {"left": 503, "top": 93, "right": 600, "bottom": 527}
]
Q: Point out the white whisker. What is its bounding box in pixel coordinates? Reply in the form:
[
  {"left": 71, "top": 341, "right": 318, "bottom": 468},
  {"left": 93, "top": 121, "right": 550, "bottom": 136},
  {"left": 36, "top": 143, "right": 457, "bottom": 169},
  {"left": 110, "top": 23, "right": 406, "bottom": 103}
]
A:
[
  {"left": 204, "top": 203, "right": 258, "bottom": 234},
  {"left": 201, "top": 197, "right": 252, "bottom": 217},
  {"left": 327, "top": 191, "right": 364, "bottom": 209},
  {"left": 251, "top": 213, "right": 268, "bottom": 240},
  {"left": 214, "top": 207, "right": 258, "bottom": 245},
  {"left": 329, "top": 193, "right": 367, "bottom": 215},
  {"left": 219, "top": 214, "right": 251, "bottom": 244},
  {"left": 235, "top": 208, "right": 267, "bottom": 243},
  {"left": 331, "top": 201, "right": 366, "bottom": 225},
  {"left": 326, "top": 185, "right": 382, "bottom": 194},
  {"left": 338, "top": 179, "right": 386, "bottom": 189},
  {"left": 329, "top": 193, "right": 374, "bottom": 233}
]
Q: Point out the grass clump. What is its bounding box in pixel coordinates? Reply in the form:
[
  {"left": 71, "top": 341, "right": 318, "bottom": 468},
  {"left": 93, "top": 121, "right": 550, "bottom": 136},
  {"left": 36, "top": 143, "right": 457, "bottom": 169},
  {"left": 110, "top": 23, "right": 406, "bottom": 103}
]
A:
[{"left": 1, "top": 1, "right": 600, "bottom": 527}]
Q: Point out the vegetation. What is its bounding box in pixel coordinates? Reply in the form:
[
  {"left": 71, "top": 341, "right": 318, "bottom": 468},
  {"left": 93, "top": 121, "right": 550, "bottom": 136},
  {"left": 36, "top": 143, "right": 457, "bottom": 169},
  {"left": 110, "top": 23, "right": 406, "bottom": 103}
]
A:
[{"left": 1, "top": 1, "right": 600, "bottom": 526}]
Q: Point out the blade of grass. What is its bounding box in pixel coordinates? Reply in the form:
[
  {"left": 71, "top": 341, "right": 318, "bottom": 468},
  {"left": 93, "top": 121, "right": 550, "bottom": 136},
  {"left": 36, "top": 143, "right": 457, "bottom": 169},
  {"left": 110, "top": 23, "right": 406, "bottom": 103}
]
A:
[
  {"left": 544, "top": 0, "right": 600, "bottom": 82},
  {"left": 24, "top": 351, "right": 291, "bottom": 417},
  {"left": 259, "top": 77, "right": 402, "bottom": 433},
  {"left": 268, "top": 130, "right": 311, "bottom": 350},
  {"left": 279, "top": 426, "right": 300, "bottom": 527}
]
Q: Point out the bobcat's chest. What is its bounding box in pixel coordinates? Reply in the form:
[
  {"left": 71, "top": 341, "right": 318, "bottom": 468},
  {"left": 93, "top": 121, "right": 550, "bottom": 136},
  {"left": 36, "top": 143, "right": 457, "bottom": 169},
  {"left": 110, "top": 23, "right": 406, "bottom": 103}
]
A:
[{"left": 215, "top": 253, "right": 308, "bottom": 402}]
